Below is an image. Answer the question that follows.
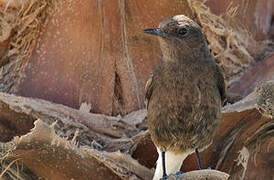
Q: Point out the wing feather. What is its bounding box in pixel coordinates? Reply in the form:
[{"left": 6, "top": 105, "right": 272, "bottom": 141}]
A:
[
  {"left": 215, "top": 65, "right": 226, "bottom": 104},
  {"left": 145, "top": 73, "right": 154, "bottom": 109}
]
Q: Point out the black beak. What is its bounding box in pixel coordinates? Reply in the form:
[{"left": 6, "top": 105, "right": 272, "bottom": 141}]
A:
[{"left": 143, "top": 28, "right": 162, "bottom": 36}]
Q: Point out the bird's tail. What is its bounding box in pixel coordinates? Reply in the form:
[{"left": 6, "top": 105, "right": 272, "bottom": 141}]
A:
[{"left": 153, "top": 148, "right": 194, "bottom": 180}]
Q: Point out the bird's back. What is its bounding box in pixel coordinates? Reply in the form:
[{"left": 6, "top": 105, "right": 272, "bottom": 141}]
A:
[{"left": 146, "top": 58, "right": 222, "bottom": 152}]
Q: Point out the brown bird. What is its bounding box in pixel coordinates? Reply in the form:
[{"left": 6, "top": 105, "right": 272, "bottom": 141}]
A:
[{"left": 143, "top": 15, "right": 226, "bottom": 180}]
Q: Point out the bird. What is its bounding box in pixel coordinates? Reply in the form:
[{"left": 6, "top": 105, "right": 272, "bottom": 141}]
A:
[{"left": 143, "top": 15, "right": 226, "bottom": 180}]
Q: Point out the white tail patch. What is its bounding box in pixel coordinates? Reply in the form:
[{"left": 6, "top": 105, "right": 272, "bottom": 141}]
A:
[{"left": 153, "top": 148, "right": 194, "bottom": 180}]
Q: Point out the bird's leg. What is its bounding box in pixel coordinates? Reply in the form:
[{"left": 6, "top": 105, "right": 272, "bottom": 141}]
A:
[
  {"left": 195, "top": 148, "right": 202, "bottom": 170},
  {"left": 162, "top": 151, "right": 167, "bottom": 178},
  {"left": 154, "top": 149, "right": 190, "bottom": 180}
]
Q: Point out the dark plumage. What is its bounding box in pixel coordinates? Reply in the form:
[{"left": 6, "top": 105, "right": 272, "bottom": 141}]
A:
[{"left": 143, "top": 15, "right": 226, "bottom": 179}]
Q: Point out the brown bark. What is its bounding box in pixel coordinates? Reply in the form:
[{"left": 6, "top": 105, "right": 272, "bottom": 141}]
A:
[
  {"left": 0, "top": 92, "right": 230, "bottom": 180},
  {"left": 0, "top": 0, "right": 274, "bottom": 179},
  {"left": 202, "top": 0, "right": 274, "bottom": 40},
  {"left": 168, "top": 170, "right": 229, "bottom": 180},
  {"left": 0, "top": 79, "right": 273, "bottom": 179},
  {"left": 1, "top": 0, "right": 271, "bottom": 115},
  {"left": 1, "top": 0, "right": 194, "bottom": 115},
  {"left": 0, "top": 15, "right": 12, "bottom": 61},
  {"left": 229, "top": 54, "right": 274, "bottom": 97},
  {"left": 0, "top": 92, "right": 138, "bottom": 144},
  {"left": 0, "top": 119, "right": 147, "bottom": 180}
]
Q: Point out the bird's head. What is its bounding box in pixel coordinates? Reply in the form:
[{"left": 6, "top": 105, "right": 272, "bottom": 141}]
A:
[{"left": 143, "top": 15, "right": 210, "bottom": 62}]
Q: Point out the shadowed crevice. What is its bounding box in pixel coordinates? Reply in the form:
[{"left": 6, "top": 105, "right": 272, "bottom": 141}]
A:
[{"left": 112, "top": 71, "right": 125, "bottom": 116}]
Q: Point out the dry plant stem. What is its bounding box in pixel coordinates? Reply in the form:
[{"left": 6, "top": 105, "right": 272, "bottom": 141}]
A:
[
  {"left": 0, "top": 0, "right": 53, "bottom": 93},
  {"left": 0, "top": 158, "right": 21, "bottom": 178},
  {"left": 0, "top": 0, "right": 273, "bottom": 179},
  {"left": 0, "top": 92, "right": 138, "bottom": 146},
  {"left": 1, "top": 119, "right": 152, "bottom": 180},
  {"left": 169, "top": 170, "right": 229, "bottom": 180},
  {"left": 0, "top": 0, "right": 24, "bottom": 9},
  {"left": 88, "top": 150, "right": 154, "bottom": 180},
  {"left": 0, "top": 16, "right": 12, "bottom": 59},
  {"left": 1, "top": 84, "right": 273, "bottom": 179},
  {"left": 0, "top": 0, "right": 262, "bottom": 112},
  {"left": 187, "top": 0, "right": 254, "bottom": 85}
]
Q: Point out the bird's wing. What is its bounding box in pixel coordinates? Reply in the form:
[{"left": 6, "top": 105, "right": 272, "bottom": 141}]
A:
[
  {"left": 145, "top": 73, "right": 154, "bottom": 109},
  {"left": 215, "top": 65, "right": 226, "bottom": 105}
]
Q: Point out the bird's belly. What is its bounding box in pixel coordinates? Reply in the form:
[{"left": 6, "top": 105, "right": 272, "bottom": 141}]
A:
[{"left": 147, "top": 81, "right": 222, "bottom": 152}]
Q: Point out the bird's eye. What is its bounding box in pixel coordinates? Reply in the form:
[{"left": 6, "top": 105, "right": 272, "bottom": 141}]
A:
[{"left": 178, "top": 28, "right": 188, "bottom": 36}]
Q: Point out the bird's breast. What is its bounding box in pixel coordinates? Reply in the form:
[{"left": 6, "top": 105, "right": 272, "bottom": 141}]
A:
[{"left": 147, "top": 61, "right": 222, "bottom": 151}]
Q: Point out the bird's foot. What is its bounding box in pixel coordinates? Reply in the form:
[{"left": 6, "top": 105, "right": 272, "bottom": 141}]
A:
[
  {"left": 174, "top": 171, "right": 184, "bottom": 175},
  {"left": 159, "top": 175, "right": 175, "bottom": 180},
  {"left": 160, "top": 171, "right": 184, "bottom": 180}
]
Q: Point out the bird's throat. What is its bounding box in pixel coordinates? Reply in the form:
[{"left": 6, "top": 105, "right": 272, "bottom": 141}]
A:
[{"left": 159, "top": 38, "right": 210, "bottom": 63}]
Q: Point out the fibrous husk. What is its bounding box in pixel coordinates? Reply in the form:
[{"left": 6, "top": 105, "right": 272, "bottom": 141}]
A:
[
  {"left": 0, "top": 0, "right": 273, "bottom": 179},
  {"left": 255, "top": 80, "right": 274, "bottom": 118},
  {"left": 167, "top": 170, "right": 229, "bottom": 180},
  {"left": 0, "top": 0, "right": 53, "bottom": 93},
  {"left": 0, "top": 0, "right": 53, "bottom": 58},
  {"left": 0, "top": 119, "right": 153, "bottom": 180},
  {"left": 0, "top": 14, "right": 12, "bottom": 61},
  {"left": 0, "top": 92, "right": 138, "bottom": 145},
  {"left": 0, "top": 94, "right": 229, "bottom": 179},
  {"left": 1, "top": 79, "right": 274, "bottom": 179},
  {"left": 187, "top": 0, "right": 255, "bottom": 84},
  {"left": 0, "top": 118, "right": 229, "bottom": 180},
  {"left": 0, "top": 0, "right": 268, "bottom": 114}
]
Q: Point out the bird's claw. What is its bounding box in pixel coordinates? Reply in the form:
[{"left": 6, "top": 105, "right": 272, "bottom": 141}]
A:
[
  {"left": 174, "top": 171, "right": 184, "bottom": 175},
  {"left": 160, "top": 171, "right": 184, "bottom": 180}
]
